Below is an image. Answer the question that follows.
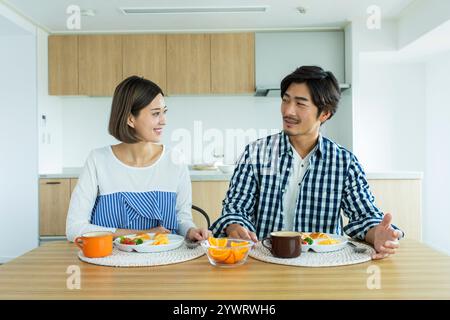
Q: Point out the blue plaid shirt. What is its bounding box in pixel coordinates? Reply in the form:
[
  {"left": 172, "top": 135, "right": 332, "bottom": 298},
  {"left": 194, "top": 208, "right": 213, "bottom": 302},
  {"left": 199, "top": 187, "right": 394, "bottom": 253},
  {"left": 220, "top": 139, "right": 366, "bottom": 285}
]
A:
[{"left": 211, "top": 131, "right": 402, "bottom": 240}]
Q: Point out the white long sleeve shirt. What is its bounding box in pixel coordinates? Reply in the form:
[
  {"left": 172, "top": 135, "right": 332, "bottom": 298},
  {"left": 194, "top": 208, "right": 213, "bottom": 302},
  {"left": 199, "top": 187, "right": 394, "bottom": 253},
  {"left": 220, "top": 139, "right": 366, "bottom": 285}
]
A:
[{"left": 66, "top": 145, "right": 196, "bottom": 242}]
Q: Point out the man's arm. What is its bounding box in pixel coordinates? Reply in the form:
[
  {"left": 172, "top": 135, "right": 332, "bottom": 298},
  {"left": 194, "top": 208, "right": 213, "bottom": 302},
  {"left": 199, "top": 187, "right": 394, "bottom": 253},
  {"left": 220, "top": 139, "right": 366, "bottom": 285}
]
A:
[
  {"left": 210, "top": 145, "right": 259, "bottom": 239},
  {"left": 341, "top": 155, "right": 404, "bottom": 241}
]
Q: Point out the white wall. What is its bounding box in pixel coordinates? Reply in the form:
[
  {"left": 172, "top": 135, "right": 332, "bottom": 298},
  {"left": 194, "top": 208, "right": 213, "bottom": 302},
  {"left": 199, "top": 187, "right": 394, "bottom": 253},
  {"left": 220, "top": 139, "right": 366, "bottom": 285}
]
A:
[
  {"left": 59, "top": 94, "right": 353, "bottom": 168},
  {"left": 356, "top": 57, "right": 426, "bottom": 172},
  {"left": 423, "top": 51, "right": 450, "bottom": 255},
  {"left": 0, "top": 10, "right": 39, "bottom": 263},
  {"left": 37, "top": 28, "right": 63, "bottom": 173}
]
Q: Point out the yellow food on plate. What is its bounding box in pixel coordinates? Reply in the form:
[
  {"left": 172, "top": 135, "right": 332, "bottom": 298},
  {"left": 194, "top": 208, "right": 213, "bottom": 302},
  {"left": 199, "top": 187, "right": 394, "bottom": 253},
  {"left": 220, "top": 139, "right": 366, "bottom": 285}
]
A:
[
  {"left": 151, "top": 233, "right": 169, "bottom": 245},
  {"left": 318, "top": 239, "right": 341, "bottom": 245},
  {"left": 134, "top": 233, "right": 151, "bottom": 241},
  {"left": 310, "top": 232, "right": 331, "bottom": 240}
]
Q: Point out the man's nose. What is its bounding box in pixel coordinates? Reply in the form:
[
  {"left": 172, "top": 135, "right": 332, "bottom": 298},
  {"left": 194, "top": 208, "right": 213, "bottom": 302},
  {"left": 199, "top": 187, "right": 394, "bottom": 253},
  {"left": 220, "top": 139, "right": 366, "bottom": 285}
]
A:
[{"left": 283, "top": 102, "right": 296, "bottom": 116}]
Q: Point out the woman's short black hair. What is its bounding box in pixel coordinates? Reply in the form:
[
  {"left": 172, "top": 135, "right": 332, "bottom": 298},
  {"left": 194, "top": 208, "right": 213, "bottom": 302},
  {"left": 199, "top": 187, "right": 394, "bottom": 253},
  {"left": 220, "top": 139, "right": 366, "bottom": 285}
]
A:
[
  {"left": 280, "top": 66, "right": 341, "bottom": 119},
  {"left": 108, "top": 76, "right": 164, "bottom": 143}
]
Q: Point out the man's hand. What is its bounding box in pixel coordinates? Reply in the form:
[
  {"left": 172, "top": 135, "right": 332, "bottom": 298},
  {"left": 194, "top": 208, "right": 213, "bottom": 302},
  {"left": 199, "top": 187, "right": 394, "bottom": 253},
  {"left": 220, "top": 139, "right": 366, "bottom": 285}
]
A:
[
  {"left": 365, "top": 213, "right": 402, "bottom": 260},
  {"left": 186, "top": 227, "right": 211, "bottom": 241},
  {"left": 225, "top": 224, "right": 258, "bottom": 242}
]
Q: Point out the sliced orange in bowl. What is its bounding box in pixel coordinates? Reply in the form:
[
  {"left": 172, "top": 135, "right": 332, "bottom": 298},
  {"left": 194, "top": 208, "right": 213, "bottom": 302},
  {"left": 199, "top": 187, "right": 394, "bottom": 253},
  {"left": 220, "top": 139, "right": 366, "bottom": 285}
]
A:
[
  {"left": 208, "top": 248, "right": 231, "bottom": 262},
  {"left": 208, "top": 236, "right": 228, "bottom": 247}
]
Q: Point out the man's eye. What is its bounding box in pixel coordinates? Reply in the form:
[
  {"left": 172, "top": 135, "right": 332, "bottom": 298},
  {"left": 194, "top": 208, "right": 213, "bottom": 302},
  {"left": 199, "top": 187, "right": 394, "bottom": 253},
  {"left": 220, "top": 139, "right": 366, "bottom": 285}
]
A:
[
  {"left": 153, "top": 113, "right": 160, "bottom": 117},
  {"left": 163, "top": 109, "right": 168, "bottom": 114}
]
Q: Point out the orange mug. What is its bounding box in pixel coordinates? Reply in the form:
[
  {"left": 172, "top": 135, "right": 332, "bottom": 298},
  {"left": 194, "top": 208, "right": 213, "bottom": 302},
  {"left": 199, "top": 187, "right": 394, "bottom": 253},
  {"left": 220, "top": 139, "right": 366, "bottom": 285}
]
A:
[{"left": 75, "top": 231, "right": 113, "bottom": 258}]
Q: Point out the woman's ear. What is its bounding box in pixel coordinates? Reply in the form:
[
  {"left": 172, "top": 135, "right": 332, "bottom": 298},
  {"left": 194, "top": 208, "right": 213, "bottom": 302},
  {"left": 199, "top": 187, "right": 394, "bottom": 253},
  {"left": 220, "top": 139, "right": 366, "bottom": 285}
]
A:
[{"left": 127, "top": 115, "right": 135, "bottom": 128}]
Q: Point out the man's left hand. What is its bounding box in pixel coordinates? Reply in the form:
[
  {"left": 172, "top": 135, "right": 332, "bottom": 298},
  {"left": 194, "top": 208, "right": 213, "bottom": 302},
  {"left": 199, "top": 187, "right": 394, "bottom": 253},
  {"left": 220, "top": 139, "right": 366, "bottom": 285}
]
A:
[{"left": 365, "top": 213, "right": 402, "bottom": 260}]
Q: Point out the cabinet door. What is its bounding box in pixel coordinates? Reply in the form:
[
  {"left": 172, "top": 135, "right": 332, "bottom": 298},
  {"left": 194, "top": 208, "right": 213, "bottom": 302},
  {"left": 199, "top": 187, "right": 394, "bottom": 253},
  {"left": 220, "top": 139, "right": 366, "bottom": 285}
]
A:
[
  {"left": 191, "top": 181, "right": 229, "bottom": 229},
  {"left": 70, "top": 178, "right": 78, "bottom": 195},
  {"left": 39, "top": 179, "right": 71, "bottom": 236},
  {"left": 167, "top": 34, "right": 211, "bottom": 94},
  {"left": 369, "top": 179, "right": 422, "bottom": 241},
  {"left": 48, "top": 35, "right": 78, "bottom": 95},
  {"left": 211, "top": 33, "right": 255, "bottom": 94},
  {"left": 341, "top": 179, "right": 422, "bottom": 241},
  {"left": 123, "top": 35, "right": 167, "bottom": 93},
  {"left": 78, "top": 35, "right": 123, "bottom": 96}
]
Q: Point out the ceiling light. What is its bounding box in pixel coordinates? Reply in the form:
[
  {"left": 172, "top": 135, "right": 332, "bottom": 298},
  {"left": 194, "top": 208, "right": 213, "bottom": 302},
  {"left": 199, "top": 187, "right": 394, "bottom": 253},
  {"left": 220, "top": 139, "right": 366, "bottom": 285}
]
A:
[{"left": 120, "top": 6, "right": 269, "bottom": 15}]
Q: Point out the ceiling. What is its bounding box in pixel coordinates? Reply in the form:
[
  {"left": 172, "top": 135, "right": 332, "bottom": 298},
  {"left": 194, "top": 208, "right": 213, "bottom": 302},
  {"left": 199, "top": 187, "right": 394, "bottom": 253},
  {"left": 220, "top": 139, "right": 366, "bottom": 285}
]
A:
[{"left": 4, "top": 0, "right": 415, "bottom": 33}]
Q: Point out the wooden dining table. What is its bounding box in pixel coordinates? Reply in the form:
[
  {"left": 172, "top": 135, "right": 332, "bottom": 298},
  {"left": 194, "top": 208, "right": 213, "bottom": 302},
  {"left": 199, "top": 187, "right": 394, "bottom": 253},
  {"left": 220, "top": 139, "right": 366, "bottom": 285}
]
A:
[{"left": 0, "top": 239, "right": 449, "bottom": 300}]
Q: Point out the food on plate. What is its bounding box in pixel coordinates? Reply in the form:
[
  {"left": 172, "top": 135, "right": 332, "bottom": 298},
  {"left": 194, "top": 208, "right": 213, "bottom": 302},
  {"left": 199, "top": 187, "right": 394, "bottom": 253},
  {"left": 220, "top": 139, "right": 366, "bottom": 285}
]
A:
[
  {"left": 318, "top": 239, "right": 341, "bottom": 245},
  {"left": 119, "top": 236, "right": 144, "bottom": 245},
  {"left": 135, "top": 233, "right": 151, "bottom": 241},
  {"left": 309, "top": 232, "right": 331, "bottom": 240},
  {"left": 151, "top": 233, "right": 169, "bottom": 245},
  {"left": 118, "top": 233, "right": 170, "bottom": 246},
  {"left": 300, "top": 232, "right": 340, "bottom": 245},
  {"left": 207, "top": 237, "right": 249, "bottom": 264}
]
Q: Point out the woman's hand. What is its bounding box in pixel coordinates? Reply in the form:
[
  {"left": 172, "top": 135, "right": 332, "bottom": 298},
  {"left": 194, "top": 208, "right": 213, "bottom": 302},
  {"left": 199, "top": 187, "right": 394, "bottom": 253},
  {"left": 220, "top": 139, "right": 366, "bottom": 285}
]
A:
[{"left": 186, "top": 227, "right": 211, "bottom": 241}]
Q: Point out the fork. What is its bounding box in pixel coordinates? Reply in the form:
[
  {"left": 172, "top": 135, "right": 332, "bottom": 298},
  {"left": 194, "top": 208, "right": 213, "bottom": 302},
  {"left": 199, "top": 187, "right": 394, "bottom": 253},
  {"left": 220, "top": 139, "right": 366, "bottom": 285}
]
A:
[{"left": 348, "top": 241, "right": 367, "bottom": 254}]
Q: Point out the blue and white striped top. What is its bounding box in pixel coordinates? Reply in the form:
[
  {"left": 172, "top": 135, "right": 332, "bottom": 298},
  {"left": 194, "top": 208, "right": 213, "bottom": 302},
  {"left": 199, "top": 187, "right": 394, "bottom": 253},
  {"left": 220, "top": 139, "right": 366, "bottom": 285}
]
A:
[{"left": 66, "top": 145, "right": 196, "bottom": 242}]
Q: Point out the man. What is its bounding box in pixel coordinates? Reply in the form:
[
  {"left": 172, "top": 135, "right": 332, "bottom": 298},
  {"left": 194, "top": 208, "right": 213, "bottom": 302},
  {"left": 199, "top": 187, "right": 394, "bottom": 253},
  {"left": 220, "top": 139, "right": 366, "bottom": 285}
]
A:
[{"left": 211, "top": 66, "right": 403, "bottom": 260}]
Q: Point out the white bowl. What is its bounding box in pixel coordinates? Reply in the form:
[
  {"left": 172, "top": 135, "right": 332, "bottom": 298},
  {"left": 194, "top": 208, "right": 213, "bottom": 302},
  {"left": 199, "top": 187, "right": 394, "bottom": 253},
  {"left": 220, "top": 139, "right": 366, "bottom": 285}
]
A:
[{"left": 217, "top": 164, "right": 234, "bottom": 174}]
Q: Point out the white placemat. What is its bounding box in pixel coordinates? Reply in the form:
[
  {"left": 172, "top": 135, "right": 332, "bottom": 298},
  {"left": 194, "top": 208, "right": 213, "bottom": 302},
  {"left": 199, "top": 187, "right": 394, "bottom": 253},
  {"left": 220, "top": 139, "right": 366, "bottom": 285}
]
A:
[
  {"left": 78, "top": 244, "right": 204, "bottom": 267},
  {"left": 249, "top": 241, "right": 375, "bottom": 267}
]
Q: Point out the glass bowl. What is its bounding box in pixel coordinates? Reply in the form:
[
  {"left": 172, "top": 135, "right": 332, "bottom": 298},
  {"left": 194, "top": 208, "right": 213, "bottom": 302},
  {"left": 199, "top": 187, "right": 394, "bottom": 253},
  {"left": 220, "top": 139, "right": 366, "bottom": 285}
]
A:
[{"left": 201, "top": 238, "right": 254, "bottom": 268}]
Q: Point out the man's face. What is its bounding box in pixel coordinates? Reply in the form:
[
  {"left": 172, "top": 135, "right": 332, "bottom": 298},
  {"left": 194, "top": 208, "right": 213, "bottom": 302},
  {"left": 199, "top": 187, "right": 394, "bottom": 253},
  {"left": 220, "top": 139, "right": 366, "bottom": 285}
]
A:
[{"left": 281, "top": 82, "right": 330, "bottom": 137}]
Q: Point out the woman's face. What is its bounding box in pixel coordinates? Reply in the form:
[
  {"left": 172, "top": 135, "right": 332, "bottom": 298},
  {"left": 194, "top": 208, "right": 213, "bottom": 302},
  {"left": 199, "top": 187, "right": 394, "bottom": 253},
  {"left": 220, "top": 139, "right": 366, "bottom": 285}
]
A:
[{"left": 128, "top": 93, "right": 167, "bottom": 143}]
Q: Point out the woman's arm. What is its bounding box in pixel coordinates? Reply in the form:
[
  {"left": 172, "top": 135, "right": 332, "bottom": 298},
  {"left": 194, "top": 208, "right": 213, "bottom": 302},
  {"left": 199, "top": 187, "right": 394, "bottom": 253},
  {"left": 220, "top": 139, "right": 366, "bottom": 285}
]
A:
[
  {"left": 66, "top": 152, "right": 116, "bottom": 242},
  {"left": 175, "top": 164, "right": 197, "bottom": 237}
]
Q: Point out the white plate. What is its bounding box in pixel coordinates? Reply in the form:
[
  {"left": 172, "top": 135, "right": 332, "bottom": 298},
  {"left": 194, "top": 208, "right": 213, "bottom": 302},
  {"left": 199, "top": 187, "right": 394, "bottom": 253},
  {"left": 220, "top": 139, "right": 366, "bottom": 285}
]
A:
[
  {"left": 301, "top": 234, "right": 348, "bottom": 253},
  {"left": 114, "top": 233, "right": 184, "bottom": 253}
]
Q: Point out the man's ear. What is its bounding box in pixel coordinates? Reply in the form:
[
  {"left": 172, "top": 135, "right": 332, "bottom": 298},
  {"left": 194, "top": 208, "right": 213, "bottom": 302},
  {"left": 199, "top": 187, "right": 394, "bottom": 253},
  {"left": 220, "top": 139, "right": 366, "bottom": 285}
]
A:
[
  {"left": 320, "top": 110, "right": 331, "bottom": 124},
  {"left": 127, "top": 115, "right": 135, "bottom": 128}
]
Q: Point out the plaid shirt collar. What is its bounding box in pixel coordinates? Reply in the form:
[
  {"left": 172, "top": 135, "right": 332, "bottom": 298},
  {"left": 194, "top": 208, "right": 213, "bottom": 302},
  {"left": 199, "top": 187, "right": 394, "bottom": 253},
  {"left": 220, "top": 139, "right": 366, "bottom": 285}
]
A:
[{"left": 279, "top": 130, "right": 325, "bottom": 160}]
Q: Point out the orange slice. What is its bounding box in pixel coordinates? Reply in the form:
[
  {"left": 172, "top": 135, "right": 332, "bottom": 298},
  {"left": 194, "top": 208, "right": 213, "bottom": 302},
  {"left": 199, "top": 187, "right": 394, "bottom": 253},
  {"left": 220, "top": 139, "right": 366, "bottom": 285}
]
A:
[
  {"left": 208, "top": 248, "right": 231, "bottom": 262},
  {"left": 223, "top": 251, "right": 236, "bottom": 264},
  {"left": 233, "top": 247, "right": 249, "bottom": 262},
  {"left": 208, "top": 237, "right": 228, "bottom": 247}
]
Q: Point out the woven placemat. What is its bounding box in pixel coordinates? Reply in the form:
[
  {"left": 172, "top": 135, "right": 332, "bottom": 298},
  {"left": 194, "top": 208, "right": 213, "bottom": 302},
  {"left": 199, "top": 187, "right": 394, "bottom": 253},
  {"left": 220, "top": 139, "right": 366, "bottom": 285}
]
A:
[
  {"left": 249, "top": 242, "right": 375, "bottom": 267},
  {"left": 78, "top": 244, "right": 204, "bottom": 267}
]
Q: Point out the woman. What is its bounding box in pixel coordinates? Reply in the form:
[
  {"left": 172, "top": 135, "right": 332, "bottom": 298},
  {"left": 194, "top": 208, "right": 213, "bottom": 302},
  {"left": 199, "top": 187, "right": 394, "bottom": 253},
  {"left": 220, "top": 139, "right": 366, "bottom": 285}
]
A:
[{"left": 66, "top": 76, "right": 209, "bottom": 242}]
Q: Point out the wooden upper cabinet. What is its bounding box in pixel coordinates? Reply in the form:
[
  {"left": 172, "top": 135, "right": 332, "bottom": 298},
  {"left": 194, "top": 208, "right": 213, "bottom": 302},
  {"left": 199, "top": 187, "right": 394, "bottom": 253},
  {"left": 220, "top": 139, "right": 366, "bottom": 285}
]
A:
[
  {"left": 167, "top": 34, "right": 211, "bottom": 94},
  {"left": 78, "top": 35, "right": 123, "bottom": 96},
  {"left": 48, "top": 35, "right": 78, "bottom": 95},
  {"left": 123, "top": 35, "right": 167, "bottom": 93},
  {"left": 211, "top": 33, "right": 255, "bottom": 94}
]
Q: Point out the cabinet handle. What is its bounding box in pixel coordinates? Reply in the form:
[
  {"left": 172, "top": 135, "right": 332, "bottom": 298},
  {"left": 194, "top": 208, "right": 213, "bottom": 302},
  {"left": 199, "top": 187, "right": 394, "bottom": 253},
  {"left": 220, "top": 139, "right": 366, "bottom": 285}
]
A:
[{"left": 46, "top": 181, "right": 61, "bottom": 185}]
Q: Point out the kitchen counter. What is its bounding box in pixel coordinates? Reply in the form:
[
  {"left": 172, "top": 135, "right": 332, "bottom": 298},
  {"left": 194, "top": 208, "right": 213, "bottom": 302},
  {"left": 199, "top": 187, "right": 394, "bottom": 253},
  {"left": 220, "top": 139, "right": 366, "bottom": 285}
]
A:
[
  {"left": 39, "top": 167, "right": 423, "bottom": 181},
  {"left": 0, "top": 239, "right": 449, "bottom": 299},
  {"left": 39, "top": 167, "right": 233, "bottom": 181}
]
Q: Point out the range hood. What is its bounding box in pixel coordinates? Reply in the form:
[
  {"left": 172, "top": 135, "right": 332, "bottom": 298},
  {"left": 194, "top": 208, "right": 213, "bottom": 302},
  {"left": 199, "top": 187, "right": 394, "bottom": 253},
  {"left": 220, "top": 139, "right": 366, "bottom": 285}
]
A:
[{"left": 255, "top": 83, "right": 351, "bottom": 97}]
